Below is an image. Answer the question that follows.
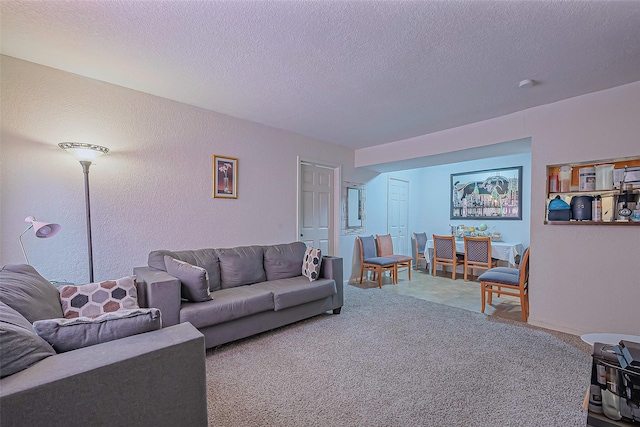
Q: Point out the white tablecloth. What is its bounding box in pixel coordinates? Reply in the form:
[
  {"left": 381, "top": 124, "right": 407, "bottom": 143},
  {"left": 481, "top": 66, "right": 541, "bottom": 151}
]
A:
[{"left": 426, "top": 239, "right": 524, "bottom": 267}]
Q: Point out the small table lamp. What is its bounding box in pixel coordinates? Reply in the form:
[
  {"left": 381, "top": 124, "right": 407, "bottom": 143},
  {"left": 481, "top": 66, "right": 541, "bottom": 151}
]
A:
[{"left": 19, "top": 215, "right": 61, "bottom": 264}]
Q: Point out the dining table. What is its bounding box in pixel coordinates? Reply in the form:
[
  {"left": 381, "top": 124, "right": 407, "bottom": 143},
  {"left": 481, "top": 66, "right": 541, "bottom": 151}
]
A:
[{"left": 424, "top": 238, "right": 525, "bottom": 274}]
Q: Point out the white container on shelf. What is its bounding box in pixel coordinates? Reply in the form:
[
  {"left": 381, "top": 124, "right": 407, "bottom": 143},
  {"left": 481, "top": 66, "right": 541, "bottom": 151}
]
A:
[
  {"left": 579, "top": 167, "right": 596, "bottom": 191},
  {"left": 595, "top": 164, "right": 614, "bottom": 190},
  {"left": 559, "top": 166, "right": 572, "bottom": 192}
]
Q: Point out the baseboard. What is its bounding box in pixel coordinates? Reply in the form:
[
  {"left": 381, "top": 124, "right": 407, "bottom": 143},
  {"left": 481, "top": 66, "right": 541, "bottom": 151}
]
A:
[{"left": 528, "top": 317, "right": 590, "bottom": 336}]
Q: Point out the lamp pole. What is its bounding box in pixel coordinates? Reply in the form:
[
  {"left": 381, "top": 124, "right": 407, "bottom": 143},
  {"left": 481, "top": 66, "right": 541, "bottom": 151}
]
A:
[
  {"left": 59, "top": 143, "right": 109, "bottom": 283},
  {"left": 81, "top": 160, "right": 95, "bottom": 282}
]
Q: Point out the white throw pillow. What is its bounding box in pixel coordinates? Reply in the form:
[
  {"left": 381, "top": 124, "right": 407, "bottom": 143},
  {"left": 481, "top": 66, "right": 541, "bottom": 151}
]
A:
[{"left": 302, "top": 246, "right": 322, "bottom": 282}]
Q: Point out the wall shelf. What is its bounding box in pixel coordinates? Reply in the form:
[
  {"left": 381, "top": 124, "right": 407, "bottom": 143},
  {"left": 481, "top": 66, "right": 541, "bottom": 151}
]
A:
[
  {"left": 546, "top": 156, "right": 640, "bottom": 225},
  {"left": 544, "top": 220, "right": 640, "bottom": 226}
]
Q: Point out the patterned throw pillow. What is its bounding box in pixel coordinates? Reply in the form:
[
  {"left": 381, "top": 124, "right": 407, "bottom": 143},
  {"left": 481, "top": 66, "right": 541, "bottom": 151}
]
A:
[
  {"left": 302, "top": 246, "right": 322, "bottom": 282},
  {"left": 59, "top": 276, "right": 139, "bottom": 319}
]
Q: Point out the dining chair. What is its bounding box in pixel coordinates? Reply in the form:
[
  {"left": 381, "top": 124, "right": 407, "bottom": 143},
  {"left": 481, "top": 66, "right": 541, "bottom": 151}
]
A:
[
  {"left": 413, "top": 232, "right": 428, "bottom": 270},
  {"left": 357, "top": 235, "right": 398, "bottom": 288},
  {"left": 432, "top": 234, "right": 464, "bottom": 280},
  {"left": 478, "top": 247, "right": 530, "bottom": 322},
  {"left": 375, "top": 234, "right": 412, "bottom": 281},
  {"left": 463, "top": 236, "right": 498, "bottom": 281}
]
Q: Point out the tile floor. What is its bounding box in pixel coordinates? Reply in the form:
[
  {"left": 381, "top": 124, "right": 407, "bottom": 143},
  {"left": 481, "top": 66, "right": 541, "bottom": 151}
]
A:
[{"left": 350, "top": 264, "right": 591, "bottom": 354}]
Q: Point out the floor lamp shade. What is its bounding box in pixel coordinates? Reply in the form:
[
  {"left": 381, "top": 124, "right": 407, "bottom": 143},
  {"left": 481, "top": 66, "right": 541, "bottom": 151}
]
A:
[
  {"left": 59, "top": 142, "right": 109, "bottom": 283},
  {"left": 19, "top": 215, "right": 61, "bottom": 264}
]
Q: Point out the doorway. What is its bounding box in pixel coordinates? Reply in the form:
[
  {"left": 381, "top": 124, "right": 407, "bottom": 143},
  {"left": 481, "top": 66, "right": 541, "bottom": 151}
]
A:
[
  {"left": 298, "top": 160, "right": 340, "bottom": 255},
  {"left": 387, "top": 178, "right": 409, "bottom": 255}
]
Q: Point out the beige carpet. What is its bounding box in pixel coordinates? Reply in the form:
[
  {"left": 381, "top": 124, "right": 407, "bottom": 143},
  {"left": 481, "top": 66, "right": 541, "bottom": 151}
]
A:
[
  {"left": 354, "top": 268, "right": 591, "bottom": 355},
  {"left": 204, "top": 285, "right": 591, "bottom": 426}
]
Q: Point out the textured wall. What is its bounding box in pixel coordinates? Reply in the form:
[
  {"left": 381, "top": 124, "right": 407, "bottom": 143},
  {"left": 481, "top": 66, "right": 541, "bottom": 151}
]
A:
[
  {"left": 357, "top": 80, "right": 640, "bottom": 336},
  {"left": 1, "top": 56, "right": 362, "bottom": 284}
]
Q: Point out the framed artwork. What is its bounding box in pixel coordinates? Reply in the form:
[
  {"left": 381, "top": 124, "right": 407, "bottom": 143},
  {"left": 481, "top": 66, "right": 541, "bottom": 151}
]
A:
[
  {"left": 213, "top": 155, "right": 238, "bottom": 199},
  {"left": 451, "top": 166, "right": 522, "bottom": 220}
]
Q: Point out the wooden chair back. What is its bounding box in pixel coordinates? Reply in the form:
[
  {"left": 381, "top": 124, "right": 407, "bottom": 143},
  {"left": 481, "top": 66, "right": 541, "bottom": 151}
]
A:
[
  {"left": 463, "top": 236, "right": 497, "bottom": 281},
  {"left": 432, "top": 234, "right": 462, "bottom": 280}
]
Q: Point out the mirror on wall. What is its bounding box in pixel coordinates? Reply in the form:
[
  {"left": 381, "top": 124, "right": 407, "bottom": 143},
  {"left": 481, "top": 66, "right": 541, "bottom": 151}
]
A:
[{"left": 342, "top": 182, "right": 365, "bottom": 234}]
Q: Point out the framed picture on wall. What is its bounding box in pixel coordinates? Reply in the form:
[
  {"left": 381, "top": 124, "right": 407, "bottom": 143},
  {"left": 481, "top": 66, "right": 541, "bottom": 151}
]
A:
[
  {"left": 451, "top": 166, "right": 522, "bottom": 220},
  {"left": 213, "top": 155, "right": 238, "bottom": 199}
]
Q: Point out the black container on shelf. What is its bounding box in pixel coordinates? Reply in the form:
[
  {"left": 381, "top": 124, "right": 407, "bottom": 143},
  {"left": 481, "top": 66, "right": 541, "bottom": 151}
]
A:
[
  {"left": 548, "top": 195, "right": 571, "bottom": 221},
  {"left": 571, "top": 195, "right": 594, "bottom": 221}
]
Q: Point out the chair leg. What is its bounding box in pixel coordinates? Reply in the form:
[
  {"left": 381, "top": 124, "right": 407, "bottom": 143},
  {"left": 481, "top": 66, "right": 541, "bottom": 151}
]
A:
[
  {"left": 520, "top": 293, "right": 528, "bottom": 322},
  {"left": 487, "top": 286, "right": 493, "bottom": 304},
  {"left": 452, "top": 264, "right": 456, "bottom": 281},
  {"left": 407, "top": 262, "right": 411, "bottom": 281},
  {"left": 481, "top": 282, "right": 486, "bottom": 313},
  {"left": 522, "top": 291, "right": 530, "bottom": 321},
  {"left": 464, "top": 264, "right": 468, "bottom": 282},
  {"left": 359, "top": 268, "right": 364, "bottom": 284}
]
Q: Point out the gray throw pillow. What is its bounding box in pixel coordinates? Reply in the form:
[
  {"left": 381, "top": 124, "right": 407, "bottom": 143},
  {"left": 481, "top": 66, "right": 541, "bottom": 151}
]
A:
[
  {"left": 33, "top": 308, "right": 162, "bottom": 353},
  {"left": 0, "top": 301, "right": 56, "bottom": 378},
  {"left": 0, "top": 264, "right": 64, "bottom": 322},
  {"left": 164, "top": 256, "right": 212, "bottom": 302},
  {"left": 148, "top": 248, "right": 221, "bottom": 291}
]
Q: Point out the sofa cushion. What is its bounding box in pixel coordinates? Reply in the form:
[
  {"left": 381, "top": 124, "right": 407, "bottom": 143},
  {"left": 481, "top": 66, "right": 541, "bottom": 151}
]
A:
[
  {"left": 164, "top": 256, "right": 212, "bottom": 302},
  {"left": 217, "top": 246, "right": 266, "bottom": 289},
  {"left": 252, "top": 277, "right": 336, "bottom": 311},
  {"left": 148, "top": 248, "right": 221, "bottom": 291},
  {"left": 478, "top": 268, "right": 520, "bottom": 285},
  {"left": 180, "top": 285, "right": 274, "bottom": 328},
  {"left": 302, "top": 246, "right": 322, "bottom": 281},
  {"left": 33, "top": 308, "right": 162, "bottom": 353},
  {"left": 59, "top": 276, "right": 139, "bottom": 319},
  {"left": 0, "top": 264, "right": 64, "bottom": 322},
  {"left": 0, "top": 301, "right": 56, "bottom": 378},
  {"left": 263, "top": 242, "right": 307, "bottom": 281}
]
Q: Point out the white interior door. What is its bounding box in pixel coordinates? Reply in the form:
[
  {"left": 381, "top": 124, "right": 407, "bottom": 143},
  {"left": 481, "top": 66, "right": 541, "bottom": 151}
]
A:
[
  {"left": 299, "top": 163, "right": 333, "bottom": 255},
  {"left": 388, "top": 178, "right": 409, "bottom": 255}
]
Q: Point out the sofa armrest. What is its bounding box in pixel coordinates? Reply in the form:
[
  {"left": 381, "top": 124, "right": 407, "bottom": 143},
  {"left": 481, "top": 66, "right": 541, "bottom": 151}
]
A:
[
  {"left": 133, "top": 266, "right": 181, "bottom": 327},
  {"left": 0, "top": 323, "right": 207, "bottom": 427},
  {"left": 320, "top": 256, "right": 343, "bottom": 310}
]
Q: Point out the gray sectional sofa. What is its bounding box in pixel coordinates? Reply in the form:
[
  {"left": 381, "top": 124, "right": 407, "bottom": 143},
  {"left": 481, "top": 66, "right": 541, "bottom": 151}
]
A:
[
  {"left": 0, "top": 264, "right": 208, "bottom": 427},
  {"left": 133, "top": 241, "right": 343, "bottom": 348}
]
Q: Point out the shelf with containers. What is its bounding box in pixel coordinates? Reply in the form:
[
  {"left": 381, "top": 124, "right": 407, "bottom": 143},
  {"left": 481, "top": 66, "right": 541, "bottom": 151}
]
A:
[{"left": 545, "top": 156, "right": 640, "bottom": 225}]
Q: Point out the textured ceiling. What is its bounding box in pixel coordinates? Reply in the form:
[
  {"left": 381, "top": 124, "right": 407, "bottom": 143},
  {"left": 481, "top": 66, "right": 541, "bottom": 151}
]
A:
[{"left": 2, "top": 1, "right": 640, "bottom": 151}]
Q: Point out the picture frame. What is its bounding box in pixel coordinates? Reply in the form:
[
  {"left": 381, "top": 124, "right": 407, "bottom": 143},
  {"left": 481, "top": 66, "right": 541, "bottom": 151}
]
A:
[
  {"left": 451, "top": 166, "right": 522, "bottom": 220},
  {"left": 213, "top": 155, "right": 238, "bottom": 199}
]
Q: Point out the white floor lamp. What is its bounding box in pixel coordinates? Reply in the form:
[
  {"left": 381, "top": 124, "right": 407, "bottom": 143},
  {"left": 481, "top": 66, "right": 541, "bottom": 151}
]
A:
[
  {"left": 19, "top": 216, "right": 61, "bottom": 264},
  {"left": 59, "top": 142, "right": 109, "bottom": 283}
]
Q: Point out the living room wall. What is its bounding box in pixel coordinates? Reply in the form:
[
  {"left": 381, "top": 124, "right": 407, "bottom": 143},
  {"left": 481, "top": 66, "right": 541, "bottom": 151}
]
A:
[
  {"left": 356, "top": 80, "right": 640, "bottom": 336},
  {"left": 0, "top": 56, "right": 369, "bottom": 284}
]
